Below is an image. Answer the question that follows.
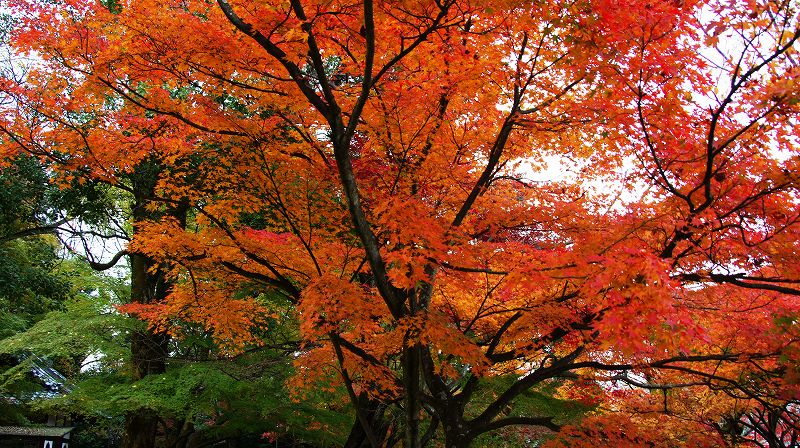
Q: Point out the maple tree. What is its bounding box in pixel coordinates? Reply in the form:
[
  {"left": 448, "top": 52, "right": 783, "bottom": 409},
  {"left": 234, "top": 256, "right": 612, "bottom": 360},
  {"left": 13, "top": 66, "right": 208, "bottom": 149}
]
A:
[{"left": 1, "top": 0, "right": 800, "bottom": 446}]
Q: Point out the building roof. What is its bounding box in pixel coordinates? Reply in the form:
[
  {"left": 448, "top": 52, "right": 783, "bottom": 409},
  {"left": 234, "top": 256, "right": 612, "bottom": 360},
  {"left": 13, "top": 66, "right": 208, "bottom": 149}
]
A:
[
  {"left": 0, "top": 353, "right": 71, "bottom": 402},
  {"left": 29, "top": 355, "right": 69, "bottom": 392},
  {"left": 0, "top": 426, "right": 74, "bottom": 437}
]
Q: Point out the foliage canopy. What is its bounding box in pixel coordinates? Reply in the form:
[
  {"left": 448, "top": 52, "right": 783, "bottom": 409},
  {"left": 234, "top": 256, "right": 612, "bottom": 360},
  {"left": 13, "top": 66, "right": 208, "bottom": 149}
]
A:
[{"left": 1, "top": 0, "right": 800, "bottom": 446}]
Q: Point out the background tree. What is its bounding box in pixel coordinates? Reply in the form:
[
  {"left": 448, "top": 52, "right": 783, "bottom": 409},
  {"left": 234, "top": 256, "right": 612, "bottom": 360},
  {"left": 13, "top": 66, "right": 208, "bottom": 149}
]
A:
[{"left": 0, "top": 155, "right": 72, "bottom": 424}]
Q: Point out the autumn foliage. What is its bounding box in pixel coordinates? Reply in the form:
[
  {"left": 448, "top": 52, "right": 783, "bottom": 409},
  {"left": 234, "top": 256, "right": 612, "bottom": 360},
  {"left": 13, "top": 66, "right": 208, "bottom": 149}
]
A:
[{"left": 1, "top": 0, "right": 800, "bottom": 446}]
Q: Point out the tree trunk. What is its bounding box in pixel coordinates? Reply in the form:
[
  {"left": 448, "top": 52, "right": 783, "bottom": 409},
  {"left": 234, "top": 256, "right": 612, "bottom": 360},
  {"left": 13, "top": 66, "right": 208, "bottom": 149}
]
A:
[
  {"left": 439, "top": 402, "right": 471, "bottom": 448},
  {"left": 344, "top": 396, "right": 396, "bottom": 448},
  {"left": 442, "top": 414, "right": 471, "bottom": 448},
  {"left": 123, "top": 412, "right": 161, "bottom": 448},
  {"left": 443, "top": 432, "right": 471, "bottom": 448},
  {"left": 121, "top": 161, "right": 187, "bottom": 448},
  {"left": 122, "top": 250, "right": 168, "bottom": 448},
  {"left": 403, "top": 345, "right": 421, "bottom": 448}
]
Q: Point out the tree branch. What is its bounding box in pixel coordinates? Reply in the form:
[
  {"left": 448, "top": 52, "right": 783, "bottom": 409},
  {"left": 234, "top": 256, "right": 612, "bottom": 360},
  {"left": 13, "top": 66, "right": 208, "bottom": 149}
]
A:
[{"left": 87, "top": 249, "right": 129, "bottom": 271}]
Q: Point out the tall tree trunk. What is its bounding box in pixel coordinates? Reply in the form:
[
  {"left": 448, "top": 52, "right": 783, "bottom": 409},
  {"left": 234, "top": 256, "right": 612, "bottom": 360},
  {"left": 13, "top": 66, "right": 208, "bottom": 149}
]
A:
[
  {"left": 403, "top": 345, "right": 421, "bottom": 448},
  {"left": 441, "top": 409, "right": 471, "bottom": 448},
  {"left": 443, "top": 432, "right": 470, "bottom": 448},
  {"left": 123, "top": 411, "right": 161, "bottom": 448},
  {"left": 121, "top": 252, "right": 168, "bottom": 448},
  {"left": 344, "top": 396, "right": 395, "bottom": 448},
  {"left": 121, "top": 161, "right": 187, "bottom": 448}
]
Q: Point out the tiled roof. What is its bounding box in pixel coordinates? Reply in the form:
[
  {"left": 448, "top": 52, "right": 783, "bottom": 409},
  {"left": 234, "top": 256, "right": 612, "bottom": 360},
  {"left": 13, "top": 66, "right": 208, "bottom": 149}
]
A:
[
  {"left": 27, "top": 354, "right": 70, "bottom": 393},
  {"left": 0, "top": 426, "right": 74, "bottom": 436}
]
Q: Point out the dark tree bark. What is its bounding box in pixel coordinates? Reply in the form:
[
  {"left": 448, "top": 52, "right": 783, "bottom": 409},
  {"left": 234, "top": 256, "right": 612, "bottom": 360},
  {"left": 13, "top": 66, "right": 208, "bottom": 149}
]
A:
[
  {"left": 344, "top": 395, "right": 396, "bottom": 448},
  {"left": 122, "top": 161, "right": 188, "bottom": 448}
]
